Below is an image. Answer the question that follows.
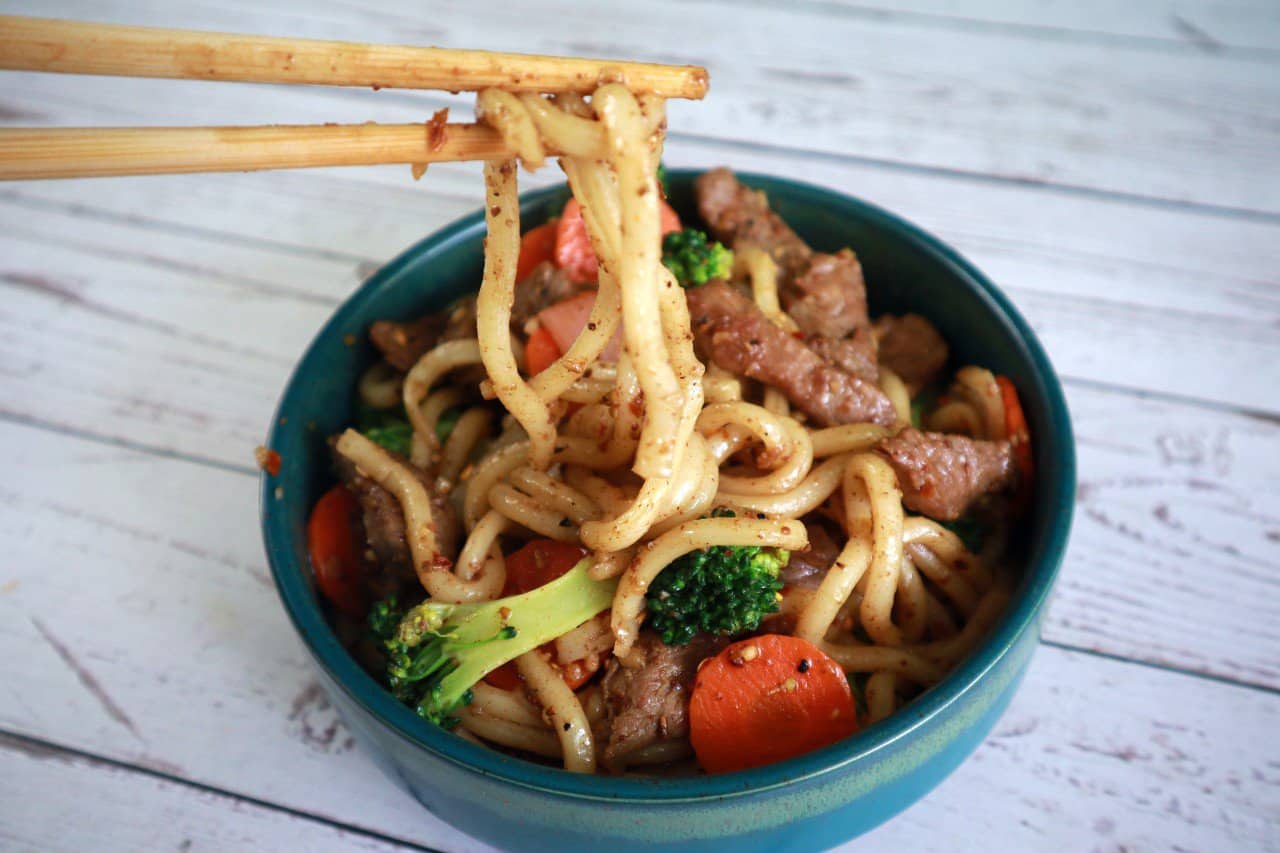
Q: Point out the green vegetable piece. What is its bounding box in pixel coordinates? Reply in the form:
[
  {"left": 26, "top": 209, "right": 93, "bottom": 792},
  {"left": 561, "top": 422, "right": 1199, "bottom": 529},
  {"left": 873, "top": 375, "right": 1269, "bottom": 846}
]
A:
[
  {"left": 940, "top": 516, "right": 988, "bottom": 553},
  {"left": 661, "top": 228, "right": 734, "bottom": 289},
  {"left": 656, "top": 163, "right": 670, "bottom": 198},
  {"left": 435, "top": 407, "right": 461, "bottom": 444},
  {"left": 369, "top": 559, "right": 617, "bottom": 727},
  {"left": 645, "top": 531, "right": 787, "bottom": 646},
  {"left": 363, "top": 421, "right": 413, "bottom": 456}
]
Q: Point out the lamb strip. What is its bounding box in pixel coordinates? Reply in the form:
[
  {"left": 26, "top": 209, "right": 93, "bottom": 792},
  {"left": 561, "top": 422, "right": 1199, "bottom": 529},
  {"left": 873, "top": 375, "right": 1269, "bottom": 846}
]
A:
[
  {"left": 874, "top": 314, "right": 949, "bottom": 393},
  {"left": 695, "top": 168, "right": 872, "bottom": 343},
  {"left": 369, "top": 295, "right": 478, "bottom": 372},
  {"left": 807, "top": 327, "right": 879, "bottom": 383},
  {"left": 686, "top": 281, "right": 897, "bottom": 427},
  {"left": 330, "top": 441, "right": 460, "bottom": 595},
  {"left": 600, "top": 631, "right": 728, "bottom": 770},
  {"left": 695, "top": 167, "right": 810, "bottom": 279},
  {"left": 875, "top": 427, "right": 1016, "bottom": 521}
]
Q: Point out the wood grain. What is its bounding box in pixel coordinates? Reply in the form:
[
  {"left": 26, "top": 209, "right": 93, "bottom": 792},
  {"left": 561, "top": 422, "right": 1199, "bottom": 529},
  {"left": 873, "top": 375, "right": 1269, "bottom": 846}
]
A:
[
  {"left": 0, "top": 421, "right": 1275, "bottom": 850},
  {"left": 798, "top": 0, "right": 1280, "bottom": 53},
  {"left": 1, "top": 0, "right": 1276, "bottom": 213},
  {"left": 0, "top": 733, "right": 431, "bottom": 852}
]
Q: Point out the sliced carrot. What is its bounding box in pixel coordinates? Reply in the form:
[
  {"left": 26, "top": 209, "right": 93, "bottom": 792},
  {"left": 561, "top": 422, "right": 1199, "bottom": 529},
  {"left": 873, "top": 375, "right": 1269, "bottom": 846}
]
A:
[
  {"left": 689, "top": 634, "right": 858, "bottom": 774},
  {"left": 503, "top": 539, "right": 589, "bottom": 595},
  {"left": 516, "top": 220, "right": 559, "bottom": 283},
  {"left": 306, "top": 486, "right": 367, "bottom": 618},
  {"left": 554, "top": 200, "right": 597, "bottom": 284},
  {"left": 523, "top": 324, "right": 562, "bottom": 376},
  {"left": 483, "top": 660, "right": 524, "bottom": 691},
  {"left": 484, "top": 539, "right": 593, "bottom": 690},
  {"left": 996, "top": 375, "right": 1034, "bottom": 502},
  {"left": 554, "top": 198, "right": 682, "bottom": 285}
]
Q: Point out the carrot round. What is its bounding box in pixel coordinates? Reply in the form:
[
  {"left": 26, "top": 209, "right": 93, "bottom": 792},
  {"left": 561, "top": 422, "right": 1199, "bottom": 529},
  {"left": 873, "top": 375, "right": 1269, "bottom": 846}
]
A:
[
  {"left": 554, "top": 200, "right": 597, "bottom": 284},
  {"left": 554, "top": 198, "right": 682, "bottom": 285},
  {"left": 995, "top": 375, "right": 1034, "bottom": 501},
  {"left": 689, "top": 634, "right": 858, "bottom": 774},
  {"left": 306, "top": 485, "right": 367, "bottom": 618},
  {"left": 515, "top": 220, "right": 558, "bottom": 283},
  {"left": 523, "top": 324, "right": 562, "bottom": 376}
]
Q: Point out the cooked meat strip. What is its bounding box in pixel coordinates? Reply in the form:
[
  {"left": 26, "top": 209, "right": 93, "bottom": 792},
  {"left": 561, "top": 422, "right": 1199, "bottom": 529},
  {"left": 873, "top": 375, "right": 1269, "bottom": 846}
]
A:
[
  {"left": 686, "top": 281, "right": 897, "bottom": 427},
  {"left": 330, "top": 441, "right": 460, "bottom": 593},
  {"left": 695, "top": 167, "right": 810, "bottom": 279},
  {"left": 600, "top": 631, "right": 728, "bottom": 770},
  {"left": 695, "top": 168, "right": 871, "bottom": 343},
  {"left": 807, "top": 327, "right": 879, "bottom": 383},
  {"left": 783, "top": 249, "right": 870, "bottom": 342},
  {"left": 510, "top": 261, "right": 587, "bottom": 334},
  {"left": 369, "top": 296, "right": 478, "bottom": 372},
  {"left": 780, "top": 519, "right": 843, "bottom": 589},
  {"left": 875, "top": 427, "right": 1016, "bottom": 521},
  {"left": 874, "top": 314, "right": 949, "bottom": 394}
]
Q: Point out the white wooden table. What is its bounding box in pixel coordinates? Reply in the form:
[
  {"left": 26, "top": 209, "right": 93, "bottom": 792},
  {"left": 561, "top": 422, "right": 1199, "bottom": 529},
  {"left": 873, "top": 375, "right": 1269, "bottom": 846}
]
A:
[{"left": 2, "top": 2, "right": 1278, "bottom": 850}]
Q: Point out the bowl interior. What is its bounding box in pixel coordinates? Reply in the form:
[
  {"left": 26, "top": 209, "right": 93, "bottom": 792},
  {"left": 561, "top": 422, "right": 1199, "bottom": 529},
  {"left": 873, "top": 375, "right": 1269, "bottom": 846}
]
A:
[{"left": 262, "top": 170, "right": 1074, "bottom": 799}]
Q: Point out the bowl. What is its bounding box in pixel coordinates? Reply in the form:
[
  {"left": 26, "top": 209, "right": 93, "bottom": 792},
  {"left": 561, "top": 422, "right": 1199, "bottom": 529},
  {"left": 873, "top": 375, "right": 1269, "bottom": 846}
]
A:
[{"left": 261, "top": 170, "right": 1075, "bottom": 851}]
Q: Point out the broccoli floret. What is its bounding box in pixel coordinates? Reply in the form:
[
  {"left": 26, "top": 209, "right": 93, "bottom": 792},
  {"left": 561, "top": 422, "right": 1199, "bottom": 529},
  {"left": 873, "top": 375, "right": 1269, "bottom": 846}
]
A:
[
  {"left": 363, "top": 421, "right": 413, "bottom": 456},
  {"left": 368, "top": 558, "right": 616, "bottom": 727},
  {"left": 357, "top": 405, "right": 460, "bottom": 456},
  {"left": 662, "top": 228, "right": 734, "bottom": 289},
  {"left": 645, "top": 539, "right": 788, "bottom": 646}
]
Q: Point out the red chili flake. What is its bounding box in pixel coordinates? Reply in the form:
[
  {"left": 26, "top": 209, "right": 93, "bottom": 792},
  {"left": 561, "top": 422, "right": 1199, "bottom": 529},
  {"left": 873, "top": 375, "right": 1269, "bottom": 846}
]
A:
[
  {"left": 253, "top": 446, "right": 281, "bottom": 476},
  {"left": 430, "top": 554, "right": 454, "bottom": 572}
]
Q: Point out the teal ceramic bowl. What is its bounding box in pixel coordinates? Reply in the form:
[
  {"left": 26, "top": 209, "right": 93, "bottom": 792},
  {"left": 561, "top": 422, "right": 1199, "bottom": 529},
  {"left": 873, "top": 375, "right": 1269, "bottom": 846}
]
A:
[{"left": 262, "top": 171, "right": 1074, "bottom": 851}]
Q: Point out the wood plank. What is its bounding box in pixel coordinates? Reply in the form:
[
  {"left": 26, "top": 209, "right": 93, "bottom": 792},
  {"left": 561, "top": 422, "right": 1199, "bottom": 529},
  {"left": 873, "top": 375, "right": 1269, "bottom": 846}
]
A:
[
  {"left": 808, "top": 0, "right": 1280, "bottom": 53},
  {"left": 2, "top": 0, "right": 1277, "bottom": 213},
  {"left": 0, "top": 420, "right": 1275, "bottom": 849},
  {"left": 0, "top": 733, "right": 424, "bottom": 853}
]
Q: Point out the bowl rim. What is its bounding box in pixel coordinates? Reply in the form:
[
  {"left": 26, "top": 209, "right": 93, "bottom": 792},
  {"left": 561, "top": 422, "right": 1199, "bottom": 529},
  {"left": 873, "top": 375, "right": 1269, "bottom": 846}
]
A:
[{"left": 262, "top": 169, "right": 1075, "bottom": 802}]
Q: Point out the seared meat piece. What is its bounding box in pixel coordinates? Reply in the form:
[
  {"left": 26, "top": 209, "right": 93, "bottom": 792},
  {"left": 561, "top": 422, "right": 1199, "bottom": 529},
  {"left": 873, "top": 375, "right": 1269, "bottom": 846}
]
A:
[
  {"left": 874, "top": 314, "right": 949, "bottom": 394},
  {"left": 875, "top": 427, "right": 1016, "bottom": 521},
  {"left": 330, "top": 441, "right": 460, "bottom": 593},
  {"left": 695, "top": 168, "right": 872, "bottom": 343},
  {"left": 369, "top": 296, "right": 478, "bottom": 372},
  {"left": 807, "top": 327, "right": 880, "bottom": 383},
  {"left": 784, "top": 249, "right": 870, "bottom": 342},
  {"left": 695, "top": 167, "right": 810, "bottom": 279},
  {"left": 686, "top": 282, "right": 897, "bottom": 427},
  {"left": 781, "top": 520, "right": 843, "bottom": 589},
  {"left": 510, "top": 261, "right": 586, "bottom": 334},
  {"left": 601, "top": 631, "right": 727, "bottom": 769}
]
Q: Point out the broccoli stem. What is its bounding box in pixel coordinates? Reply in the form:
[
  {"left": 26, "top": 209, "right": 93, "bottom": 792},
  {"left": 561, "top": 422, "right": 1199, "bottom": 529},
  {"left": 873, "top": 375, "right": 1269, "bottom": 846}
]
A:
[{"left": 397, "top": 558, "right": 617, "bottom": 719}]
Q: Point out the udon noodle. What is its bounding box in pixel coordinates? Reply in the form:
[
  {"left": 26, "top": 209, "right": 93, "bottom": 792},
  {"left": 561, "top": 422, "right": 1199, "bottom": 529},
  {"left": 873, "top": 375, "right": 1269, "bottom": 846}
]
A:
[{"left": 321, "top": 82, "right": 1028, "bottom": 775}]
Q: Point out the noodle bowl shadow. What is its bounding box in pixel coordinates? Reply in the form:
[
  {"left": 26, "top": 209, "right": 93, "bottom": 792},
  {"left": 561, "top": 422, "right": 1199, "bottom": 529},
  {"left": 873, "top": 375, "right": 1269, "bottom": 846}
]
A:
[{"left": 262, "top": 171, "right": 1075, "bottom": 851}]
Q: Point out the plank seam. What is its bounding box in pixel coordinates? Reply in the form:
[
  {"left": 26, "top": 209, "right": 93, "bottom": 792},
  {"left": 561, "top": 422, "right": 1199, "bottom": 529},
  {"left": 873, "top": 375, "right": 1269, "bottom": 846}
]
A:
[
  {"left": 1039, "top": 639, "right": 1280, "bottom": 696},
  {"left": 0, "top": 729, "right": 444, "bottom": 853}
]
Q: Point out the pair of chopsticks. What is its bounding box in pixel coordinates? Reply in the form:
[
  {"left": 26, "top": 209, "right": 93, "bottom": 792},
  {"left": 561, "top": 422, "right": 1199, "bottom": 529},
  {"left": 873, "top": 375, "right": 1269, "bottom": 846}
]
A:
[{"left": 0, "top": 16, "right": 708, "bottom": 180}]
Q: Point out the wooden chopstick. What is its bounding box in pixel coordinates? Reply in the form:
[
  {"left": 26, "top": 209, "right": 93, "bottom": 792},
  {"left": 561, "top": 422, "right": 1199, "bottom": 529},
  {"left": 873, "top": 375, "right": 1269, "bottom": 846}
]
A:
[
  {"left": 0, "top": 15, "right": 709, "bottom": 99},
  {"left": 0, "top": 123, "right": 520, "bottom": 180}
]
